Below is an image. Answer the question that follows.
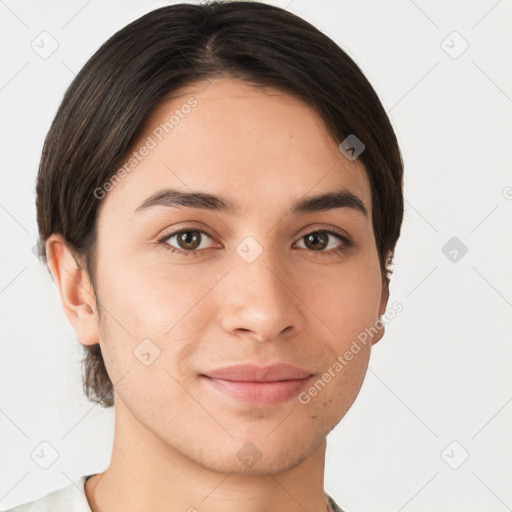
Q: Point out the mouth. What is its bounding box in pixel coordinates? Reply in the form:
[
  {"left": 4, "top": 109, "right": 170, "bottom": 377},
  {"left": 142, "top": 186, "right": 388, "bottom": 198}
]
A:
[
  {"left": 201, "top": 362, "right": 313, "bottom": 381},
  {"left": 199, "top": 363, "right": 314, "bottom": 406}
]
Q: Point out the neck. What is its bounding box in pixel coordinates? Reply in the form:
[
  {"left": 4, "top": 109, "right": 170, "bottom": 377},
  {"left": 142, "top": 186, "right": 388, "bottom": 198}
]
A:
[{"left": 86, "top": 398, "right": 331, "bottom": 512}]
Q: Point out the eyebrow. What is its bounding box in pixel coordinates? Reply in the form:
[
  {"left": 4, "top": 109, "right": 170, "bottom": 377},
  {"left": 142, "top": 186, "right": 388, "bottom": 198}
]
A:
[{"left": 134, "top": 187, "right": 368, "bottom": 218}]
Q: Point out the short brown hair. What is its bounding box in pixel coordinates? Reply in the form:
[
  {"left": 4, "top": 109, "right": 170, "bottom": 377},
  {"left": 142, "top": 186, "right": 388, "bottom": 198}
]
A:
[{"left": 36, "top": 1, "right": 404, "bottom": 408}]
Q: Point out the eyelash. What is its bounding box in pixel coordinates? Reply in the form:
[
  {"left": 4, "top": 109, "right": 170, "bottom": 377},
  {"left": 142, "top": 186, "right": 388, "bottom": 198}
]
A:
[{"left": 157, "top": 224, "right": 353, "bottom": 257}]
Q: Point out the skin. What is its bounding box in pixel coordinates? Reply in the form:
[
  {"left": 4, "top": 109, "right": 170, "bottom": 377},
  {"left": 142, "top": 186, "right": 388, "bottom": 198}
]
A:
[{"left": 47, "top": 78, "right": 389, "bottom": 512}]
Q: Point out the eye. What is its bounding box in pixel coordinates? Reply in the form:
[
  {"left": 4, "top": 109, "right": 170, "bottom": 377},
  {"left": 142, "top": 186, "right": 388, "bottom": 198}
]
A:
[
  {"left": 294, "top": 228, "right": 352, "bottom": 255},
  {"left": 158, "top": 227, "right": 217, "bottom": 256},
  {"left": 158, "top": 225, "right": 353, "bottom": 257}
]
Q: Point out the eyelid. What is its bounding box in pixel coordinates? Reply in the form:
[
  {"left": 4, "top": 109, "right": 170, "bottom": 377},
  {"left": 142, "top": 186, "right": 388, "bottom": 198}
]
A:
[{"left": 296, "top": 223, "right": 350, "bottom": 241}]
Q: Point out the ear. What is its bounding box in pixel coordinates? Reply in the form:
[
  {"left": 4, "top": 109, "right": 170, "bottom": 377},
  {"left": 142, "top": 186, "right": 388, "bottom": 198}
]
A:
[
  {"left": 372, "top": 278, "right": 390, "bottom": 346},
  {"left": 46, "top": 234, "right": 99, "bottom": 346}
]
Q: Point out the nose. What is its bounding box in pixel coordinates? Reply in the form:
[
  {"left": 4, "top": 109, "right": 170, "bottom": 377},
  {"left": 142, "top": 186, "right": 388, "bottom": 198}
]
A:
[{"left": 219, "top": 253, "right": 305, "bottom": 343}]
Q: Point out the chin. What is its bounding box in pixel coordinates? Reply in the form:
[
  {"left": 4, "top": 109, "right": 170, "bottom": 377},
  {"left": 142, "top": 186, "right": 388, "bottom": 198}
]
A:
[
  {"left": 196, "top": 447, "right": 310, "bottom": 476},
  {"left": 173, "top": 426, "right": 327, "bottom": 477}
]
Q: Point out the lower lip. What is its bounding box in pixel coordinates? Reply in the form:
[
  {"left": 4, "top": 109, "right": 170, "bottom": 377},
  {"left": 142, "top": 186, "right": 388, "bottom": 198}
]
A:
[{"left": 201, "top": 375, "right": 313, "bottom": 407}]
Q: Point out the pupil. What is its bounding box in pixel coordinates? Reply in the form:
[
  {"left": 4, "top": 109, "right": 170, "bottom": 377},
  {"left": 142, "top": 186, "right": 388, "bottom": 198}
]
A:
[
  {"left": 179, "top": 231, "right": 200, "bottom": 250},
  {"left": 306, "top": 232, "right": 327, "bottom": 251}
]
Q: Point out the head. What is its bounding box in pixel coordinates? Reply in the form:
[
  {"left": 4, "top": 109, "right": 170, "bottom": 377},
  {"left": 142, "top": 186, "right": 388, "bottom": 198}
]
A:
[{"left": 37, "top": 2, "right": 403, "bottom": 474}]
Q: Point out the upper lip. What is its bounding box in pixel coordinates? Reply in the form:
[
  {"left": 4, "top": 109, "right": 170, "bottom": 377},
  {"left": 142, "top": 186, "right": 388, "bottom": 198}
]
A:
[{"left": 202, "top": 363, "right": 313, "bottom": 382}]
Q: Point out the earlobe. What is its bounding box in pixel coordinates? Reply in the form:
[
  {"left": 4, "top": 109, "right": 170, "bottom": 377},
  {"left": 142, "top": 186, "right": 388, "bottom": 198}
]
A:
[
  {"left": 372, "top": 279, "right": 390, "bottom": 346},
  {"left": 45, "top": 234, "right": 99, "bottom": 346},
  {"left": 372, "top": 315, "right": 385, "bottom": 345}
]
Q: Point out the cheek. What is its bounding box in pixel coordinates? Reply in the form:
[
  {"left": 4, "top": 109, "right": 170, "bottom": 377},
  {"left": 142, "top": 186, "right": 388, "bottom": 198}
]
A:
[
  {"left": 297, "top": 344, "right": 371, "bottom": 426},
  {"left": 304, "top": 259, "right": 383, "bottom": 346},
  {"left": 96, "top": 250, "right": 215, "bottom": 328},
  {"left": 94, "top": 257, "right": 218, "bottom": 377}
]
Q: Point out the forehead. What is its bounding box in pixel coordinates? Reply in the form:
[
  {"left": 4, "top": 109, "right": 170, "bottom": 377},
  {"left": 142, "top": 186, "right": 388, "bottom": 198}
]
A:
[{"left": 98, "top": 78, "right": 372, "bottom": 221}]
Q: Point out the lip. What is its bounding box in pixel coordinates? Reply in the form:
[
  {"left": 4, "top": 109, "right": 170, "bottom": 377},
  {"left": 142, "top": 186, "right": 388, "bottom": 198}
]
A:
[
  {"left": 201, "top": 363, "right": 313, "bottom": 382},
  {"left": 200, "top": 364, "right": 314, "bottom": 407}
]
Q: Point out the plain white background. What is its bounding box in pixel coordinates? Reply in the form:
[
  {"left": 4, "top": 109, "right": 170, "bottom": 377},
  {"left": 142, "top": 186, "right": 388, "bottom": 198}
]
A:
[{"left": 0, "top": 1, "right": 511, "bottom": 510}]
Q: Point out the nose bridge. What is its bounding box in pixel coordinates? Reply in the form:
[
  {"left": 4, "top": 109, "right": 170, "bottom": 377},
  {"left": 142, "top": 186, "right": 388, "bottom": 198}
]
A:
[
  {"left": 238, "top": 252, "right": 286, "bottom": 302},
  {"left": 220, "top": 241, "right": 302, "bottom": 341}
]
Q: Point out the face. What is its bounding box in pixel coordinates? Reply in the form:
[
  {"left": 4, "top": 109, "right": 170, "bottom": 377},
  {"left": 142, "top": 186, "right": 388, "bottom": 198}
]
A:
[{"left": 77, "top": 78, "right": 388, "bottom": 474}]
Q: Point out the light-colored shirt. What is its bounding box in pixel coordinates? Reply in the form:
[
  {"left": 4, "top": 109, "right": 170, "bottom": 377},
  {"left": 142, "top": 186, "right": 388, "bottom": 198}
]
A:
[
  {"left": 2, "top": 476, "right": 93, "bottom": 512},
  {"left": 3, "top": 475, "right": 345, "bottom": 512}
]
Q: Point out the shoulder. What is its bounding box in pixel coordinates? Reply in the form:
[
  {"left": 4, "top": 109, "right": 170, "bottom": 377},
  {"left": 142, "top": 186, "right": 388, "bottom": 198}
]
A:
[{"left": 2, "top": 476, "right": 93, "bottom": 512}]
